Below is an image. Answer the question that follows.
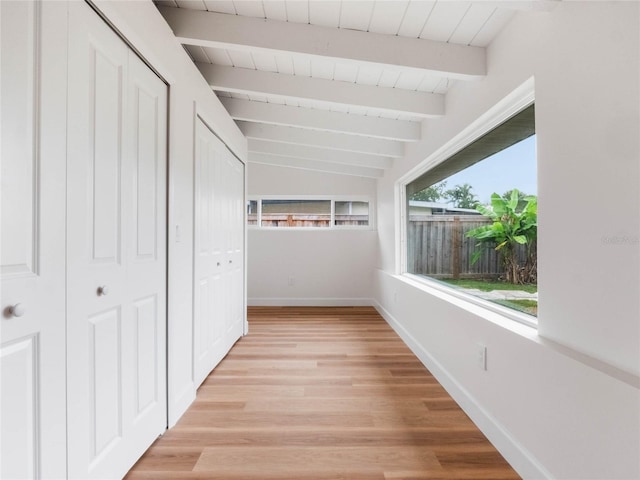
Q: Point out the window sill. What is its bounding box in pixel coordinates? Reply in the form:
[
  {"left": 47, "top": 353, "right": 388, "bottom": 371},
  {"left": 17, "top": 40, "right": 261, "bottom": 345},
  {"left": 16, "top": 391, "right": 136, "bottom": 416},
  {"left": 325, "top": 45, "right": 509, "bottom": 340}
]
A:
[{"left": 399, "top": 273, "right": 539, "bottom": 332}]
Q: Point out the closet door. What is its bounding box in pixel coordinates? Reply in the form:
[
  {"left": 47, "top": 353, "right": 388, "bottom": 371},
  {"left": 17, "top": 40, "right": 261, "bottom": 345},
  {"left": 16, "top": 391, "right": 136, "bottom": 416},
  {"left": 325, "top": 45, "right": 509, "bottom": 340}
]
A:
[
  {"left": 193, "top": 119, "right": 224, "bottom": 386},
  {"left": 0, "top": 2, "right": 67, "bottom": 478},
  {"left": 223, "top": 148, "right": 246, "bottom": 353},
  {"left": 66, "top": 2, "right": 167, "bottom": 478},
  {"left": 193, "top": 119, "right": 244, "bottom": 387}
]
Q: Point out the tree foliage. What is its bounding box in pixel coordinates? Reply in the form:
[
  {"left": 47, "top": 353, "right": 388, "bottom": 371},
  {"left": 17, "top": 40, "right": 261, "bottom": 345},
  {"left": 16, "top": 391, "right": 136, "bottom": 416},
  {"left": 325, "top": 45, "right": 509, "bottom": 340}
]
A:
[
  {"left": 466, "top": 189, "right": 537, "bottom": 285},
  {"left": 502, "top": 189, "right": 529, "bottom": 212},
  {"left": 444, "top": 183, "right": 479, "bottom": 209},
  {"left": 410, "top": 181, "right": 447, "bottom": 202}
]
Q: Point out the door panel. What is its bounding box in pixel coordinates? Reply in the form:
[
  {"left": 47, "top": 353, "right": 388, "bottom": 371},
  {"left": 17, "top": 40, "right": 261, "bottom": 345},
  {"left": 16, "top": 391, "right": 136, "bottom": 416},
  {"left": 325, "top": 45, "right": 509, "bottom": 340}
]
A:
[
  {"left": 194, "top": 278, "right": 211, "bottom": 371},
  {"left": 92, "top": 48, "right": 124, "bottom": 264},
  {"left": 212, "top": 273, "right": 224, "bottom": 345},
  {"left": 0, "top": 336, "right": 38, "bottom": 479},
  {"left": 132, "top": 75, "right": 162, "bottom": 262},
  {"left": 66, "top": 2, "right": 167, "bottom": 478},
  {"left": 0, "top": 2, "right": 67, "bottom": 479},
  {"left": 89, "top": 308, "right": 123, "bottom": 459},
  {"left": 134, "top": 295, "right": 159, "bottom": 417},
  {"left": 0, "top": 1, "right": 38, "bottom": 278}
]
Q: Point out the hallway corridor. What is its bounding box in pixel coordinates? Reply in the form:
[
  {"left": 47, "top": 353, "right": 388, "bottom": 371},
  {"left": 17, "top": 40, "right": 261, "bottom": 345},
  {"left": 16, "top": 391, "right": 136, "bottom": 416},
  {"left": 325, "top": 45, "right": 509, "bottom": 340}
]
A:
[{"left": 126, "top": 307, "right": 519, "bottom": 479}]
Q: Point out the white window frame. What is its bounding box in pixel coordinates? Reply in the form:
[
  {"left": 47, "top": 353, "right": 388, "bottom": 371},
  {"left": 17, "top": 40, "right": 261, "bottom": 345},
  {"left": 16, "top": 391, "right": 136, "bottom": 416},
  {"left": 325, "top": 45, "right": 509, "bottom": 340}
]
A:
[
  {"left": 249, "top": 195, "right": 375, "bottom": 231},
  {"left": 396, "top": 78, "right": 537, "bottom": 328}
]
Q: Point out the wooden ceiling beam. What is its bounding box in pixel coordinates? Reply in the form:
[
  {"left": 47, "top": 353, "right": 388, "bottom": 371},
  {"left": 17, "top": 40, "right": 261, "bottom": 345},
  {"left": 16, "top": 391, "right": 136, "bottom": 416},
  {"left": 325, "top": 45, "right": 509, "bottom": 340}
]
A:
[
  {"left": 220, "top": 98, "right": 421, "bottom": 142},
  {"left": 238, "top": 122, "right": 405, "bottom": 158},
  {"left": 248, "top": 139, "right": 393, "bottom": 170},
  {"left": 249, "top": 153, "right": 384, "bottom": 178},
  {"left": 157, "top": 6, "right": 486, "bottom": 80},
  {"left": 198, "top": 64, "right": 444, "bottom": 118}
]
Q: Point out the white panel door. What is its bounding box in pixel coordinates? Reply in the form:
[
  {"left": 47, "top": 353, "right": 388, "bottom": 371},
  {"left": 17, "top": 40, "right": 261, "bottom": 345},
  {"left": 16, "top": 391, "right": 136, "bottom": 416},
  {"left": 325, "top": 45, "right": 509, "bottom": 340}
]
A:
[
  {"left": 193, "top": 119, "right": 244, "bottom": 387},
  {"left": 66, "top": 2, "right": 167, "bottom": 478},
  {"left": 0, "top": 2, "right": 67, "bottom": 479},
  {"left": 193, "top": 119, "right": 225, "bottom": 387},
  {"left": 223, "top": 148, "right": 246, "bottom": 354}
]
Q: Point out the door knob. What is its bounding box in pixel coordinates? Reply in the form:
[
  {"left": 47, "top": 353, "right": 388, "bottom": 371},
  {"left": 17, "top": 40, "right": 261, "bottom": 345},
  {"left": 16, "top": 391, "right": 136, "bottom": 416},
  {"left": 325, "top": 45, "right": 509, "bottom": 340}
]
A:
[
  {"left": 229, "top": 260, "right": 233, "bottom": 264},
  {"left": 9, "top": 303, "right": 25, "bottom": 318},
  {"left": 216, "top": 262, "right": 221, "bottom": 267},
  {"left": 97, "top": 285, "right": 109, "bottom": 296}
]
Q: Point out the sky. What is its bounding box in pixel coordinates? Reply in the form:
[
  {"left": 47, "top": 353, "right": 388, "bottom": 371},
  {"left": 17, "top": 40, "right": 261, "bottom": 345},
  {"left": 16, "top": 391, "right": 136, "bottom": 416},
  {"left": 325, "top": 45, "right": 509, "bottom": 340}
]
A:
[{"left": 437, "top": 135, "right": 537, "bottom": 205}]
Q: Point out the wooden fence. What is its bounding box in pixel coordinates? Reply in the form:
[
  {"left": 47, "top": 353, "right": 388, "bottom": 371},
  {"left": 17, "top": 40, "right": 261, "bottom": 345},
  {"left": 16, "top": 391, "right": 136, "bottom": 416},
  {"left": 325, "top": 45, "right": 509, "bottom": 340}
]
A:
[
  {"left": 407, "top": 215, "right": 529, "bottom": 279},
  {"left": 247, "top": 213, "right": 528, "bottom": 279},
  {"left": 249, "top": 214, "right": 368, "bottom": 227}
]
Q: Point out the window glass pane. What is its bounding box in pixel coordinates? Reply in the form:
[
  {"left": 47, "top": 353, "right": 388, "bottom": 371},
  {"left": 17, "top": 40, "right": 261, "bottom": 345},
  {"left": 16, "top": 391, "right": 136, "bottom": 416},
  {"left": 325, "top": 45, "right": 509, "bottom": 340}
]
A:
[
  {"left": 335, "top": 201, "right": 369, "bottom": 226},
  {"left": 247, "top": 200, "right": 258, "bottom": 225},
  {"left": 261, "top": 200, "right": 331, "bottom": 227},
  {"left": 406, "top": 109, "right": 537, "bottom": 318}
]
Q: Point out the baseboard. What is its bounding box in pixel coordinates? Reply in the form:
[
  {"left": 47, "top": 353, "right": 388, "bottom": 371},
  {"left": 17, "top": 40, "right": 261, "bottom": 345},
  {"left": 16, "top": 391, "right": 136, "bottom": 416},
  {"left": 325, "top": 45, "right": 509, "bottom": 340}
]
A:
[
  {"left": 373, "top": 300, "right": 553, "bottom": 480},
  {"left": 248, "top": 297, "right": 374, "bottom": 307}
]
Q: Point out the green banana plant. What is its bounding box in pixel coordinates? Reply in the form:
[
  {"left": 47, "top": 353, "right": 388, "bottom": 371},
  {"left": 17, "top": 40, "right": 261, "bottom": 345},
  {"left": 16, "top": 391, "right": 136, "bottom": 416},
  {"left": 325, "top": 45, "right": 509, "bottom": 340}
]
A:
[{"left": 466, "top": 189, "right": 537, "bottom": 284}]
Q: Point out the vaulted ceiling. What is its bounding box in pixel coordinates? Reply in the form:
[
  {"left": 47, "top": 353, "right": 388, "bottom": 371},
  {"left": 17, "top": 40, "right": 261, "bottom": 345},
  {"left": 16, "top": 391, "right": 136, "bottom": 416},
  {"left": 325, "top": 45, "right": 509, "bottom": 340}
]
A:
[{"left": 154, "top": 1, "right": 551, "bottom": 178}]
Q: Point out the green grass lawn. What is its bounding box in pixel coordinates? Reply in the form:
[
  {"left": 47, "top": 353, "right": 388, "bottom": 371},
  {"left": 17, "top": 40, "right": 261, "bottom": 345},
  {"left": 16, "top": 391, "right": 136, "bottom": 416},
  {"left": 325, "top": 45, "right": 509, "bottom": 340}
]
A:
[
  {"left": 440, "top": 278, "right": 537, "bottom": 294},
  {"left": 494, "top": 299, "right": 538, "bottom": 316}
]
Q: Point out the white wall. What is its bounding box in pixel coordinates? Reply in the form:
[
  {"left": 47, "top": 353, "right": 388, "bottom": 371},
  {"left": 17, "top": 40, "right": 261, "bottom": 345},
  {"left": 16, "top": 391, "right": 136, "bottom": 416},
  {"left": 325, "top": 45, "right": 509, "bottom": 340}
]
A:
[
  {"left": 92, "top": 0, "right": 247, "bottom": 426},
  {"left": 247, "top": 163, "right": 378, "bottom": 305},
  {"left": 375, "top": 3, "right": 640, "bottom": 479}
]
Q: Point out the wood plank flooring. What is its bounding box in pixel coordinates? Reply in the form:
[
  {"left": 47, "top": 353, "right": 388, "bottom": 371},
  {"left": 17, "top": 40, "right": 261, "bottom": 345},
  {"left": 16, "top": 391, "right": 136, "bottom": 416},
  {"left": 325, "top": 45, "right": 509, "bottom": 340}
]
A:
[{"left": 125, "top": 306, "right": 520, "bottom": 480}]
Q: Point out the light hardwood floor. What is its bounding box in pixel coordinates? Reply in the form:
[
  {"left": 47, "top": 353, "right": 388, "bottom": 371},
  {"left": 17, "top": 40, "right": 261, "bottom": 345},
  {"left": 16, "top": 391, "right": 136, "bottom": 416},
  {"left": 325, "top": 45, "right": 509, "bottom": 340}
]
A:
[{"left": 125, "top": 306, "right": 520, "bottom": 480}]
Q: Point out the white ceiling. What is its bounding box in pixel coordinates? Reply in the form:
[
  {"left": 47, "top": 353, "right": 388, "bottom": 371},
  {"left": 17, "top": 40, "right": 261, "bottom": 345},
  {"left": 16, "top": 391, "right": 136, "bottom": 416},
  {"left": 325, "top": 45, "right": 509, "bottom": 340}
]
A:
[{"left": 154, "top": 1, "right": 551, "bottom": 178}]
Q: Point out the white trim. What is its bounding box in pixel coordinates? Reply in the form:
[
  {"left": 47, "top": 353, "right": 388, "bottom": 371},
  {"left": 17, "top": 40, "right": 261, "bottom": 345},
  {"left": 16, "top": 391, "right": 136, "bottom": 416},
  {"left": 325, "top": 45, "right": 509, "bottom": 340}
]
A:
[
  {"left": 372, "top": 300, "right": 553, "bottom": 480},
  {"left": 248, "top": 297, "right": 374, "bottom": 307},
  {"left": 396, "top": 176, "right": 407, "bottom": 275}
]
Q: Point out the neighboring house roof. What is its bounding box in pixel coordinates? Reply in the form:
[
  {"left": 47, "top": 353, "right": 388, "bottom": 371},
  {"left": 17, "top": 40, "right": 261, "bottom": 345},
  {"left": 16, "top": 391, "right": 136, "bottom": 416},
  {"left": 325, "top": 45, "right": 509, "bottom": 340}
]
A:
[{"left": 408, "top": 200, "right": 482, "bottom": 215}]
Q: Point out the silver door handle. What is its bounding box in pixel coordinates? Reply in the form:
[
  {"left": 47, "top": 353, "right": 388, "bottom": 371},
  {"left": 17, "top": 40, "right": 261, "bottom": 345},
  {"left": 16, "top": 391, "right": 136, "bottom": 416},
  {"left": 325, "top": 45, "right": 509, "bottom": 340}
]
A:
[
  {"left": 97, "top": 285, "right": 109, "bottom": 296},
  {"left": 8, "top": 303, "right": 25, "bottom": 318}
]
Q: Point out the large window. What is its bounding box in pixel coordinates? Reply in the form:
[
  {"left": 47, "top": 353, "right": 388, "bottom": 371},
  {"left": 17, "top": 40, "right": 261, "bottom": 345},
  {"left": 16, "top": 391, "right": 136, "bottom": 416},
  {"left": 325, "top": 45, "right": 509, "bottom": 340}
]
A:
[
  {"left": 248, "top": 197, "right": 371, "bottom": 229},
  {"left": 405, "top": 104, "right": 537, "bottom": 319}
]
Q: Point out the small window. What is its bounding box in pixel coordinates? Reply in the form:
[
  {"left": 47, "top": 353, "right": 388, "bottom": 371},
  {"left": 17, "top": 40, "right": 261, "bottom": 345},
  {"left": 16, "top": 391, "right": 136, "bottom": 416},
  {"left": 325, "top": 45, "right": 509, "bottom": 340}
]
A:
[
  {"left": 248, "top": 197, "right": 372, "bottom": 229},
  {"left": 335, "top": 201, "right": 369, "bottom": 226},
  {"left": 247, "top": 200, "right": 258, "bottom": 226},
  {"left": 405, "top": 104, "right": 537, "bottom": 318}
]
